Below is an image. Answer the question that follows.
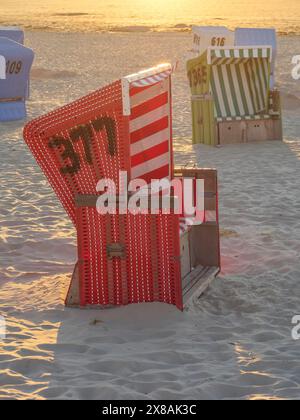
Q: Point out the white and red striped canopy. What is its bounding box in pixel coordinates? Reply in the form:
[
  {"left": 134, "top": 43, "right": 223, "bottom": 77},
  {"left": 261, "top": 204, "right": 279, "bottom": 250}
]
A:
[{"left": 122, "top": 64, "right": 173, "bottom": 184}]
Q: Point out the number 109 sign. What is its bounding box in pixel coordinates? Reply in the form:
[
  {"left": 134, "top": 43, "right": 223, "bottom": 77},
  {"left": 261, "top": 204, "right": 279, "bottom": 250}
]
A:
[{"left": 0, "top": 55, "right": 23, "bottom": 79}]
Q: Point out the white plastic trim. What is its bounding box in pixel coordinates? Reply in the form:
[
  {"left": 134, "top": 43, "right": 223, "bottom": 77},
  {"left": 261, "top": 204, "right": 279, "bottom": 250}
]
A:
[{"left": 121, "top": 63, "right": 172, "bottom": 116}]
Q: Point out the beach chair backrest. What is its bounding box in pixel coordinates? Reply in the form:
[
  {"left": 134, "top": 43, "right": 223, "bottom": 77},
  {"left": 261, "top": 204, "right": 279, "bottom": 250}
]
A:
[
  {"left": 24, "top": 64, "right": 173, "bottom": 224},
  {"left": 0, "top": 37, "right": 34, "bottom": 121},
  {"left": 192, "top": 26, "right": 234, "bottom": 57},
  {"left": 0, "top": 27, "right": 24, "bottom": 44},
  {"left": 208, "top": 46, "right": 272, "bottom": 119},
  {"left": 235, "top": 28, "right": 277, "bottom": 88},
  {"left": 24, "top": 80, "right": 131, "bottom": 224}
]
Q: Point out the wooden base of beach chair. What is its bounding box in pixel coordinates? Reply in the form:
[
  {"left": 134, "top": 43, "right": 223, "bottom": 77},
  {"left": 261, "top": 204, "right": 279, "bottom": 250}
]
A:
[
  {"left": 182, "top": 266, "right": 219, "bottom": 305},
  {"left": 218, "top": 117, "right": 283, "bottom": 145},
  {"left": 177, "top": 168, "right": 221, "bottom": 308},
  {"left": 66, "top": 263, "right": 220, "bottom": 309},
  {"left": 66, "top": 228, "right": 220, "bottom": 310},
  {"left": 66, "top": 266, "right": 116, "bottom": 309},
  {"left": 65, "top": 168, "right": 221, "bottom": 311},
  {"left": 65, "top": 263, "right": 80, "bottom": 307},
  {"left": 180, "top": 223, "right": 220, "bottom": 307}
]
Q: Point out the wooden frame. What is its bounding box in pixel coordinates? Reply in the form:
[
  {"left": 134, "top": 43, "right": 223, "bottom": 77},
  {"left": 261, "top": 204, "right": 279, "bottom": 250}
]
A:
[
  {"left": 175, "top": 168, "right": 221, "bottom": 306},
  {"left": 218, "top": 115, "right": 283, "bottom": 145}
]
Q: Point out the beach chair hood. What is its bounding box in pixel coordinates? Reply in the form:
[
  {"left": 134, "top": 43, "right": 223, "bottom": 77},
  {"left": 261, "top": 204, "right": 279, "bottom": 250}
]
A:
[
  {"left": 0, "top": 27, "right": 24, "bottom": 44},
  {"left": 207, "top": 46, "right": 272, "bottom": 119},
  {"left": 23, "top": 64, "right": 173, "bottom": 223}
]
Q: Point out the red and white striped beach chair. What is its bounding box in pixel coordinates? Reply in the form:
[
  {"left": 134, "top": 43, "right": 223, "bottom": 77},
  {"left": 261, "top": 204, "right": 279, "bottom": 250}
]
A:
[{"left": 24, "top": 64, "right": 220, "bottom": 310}]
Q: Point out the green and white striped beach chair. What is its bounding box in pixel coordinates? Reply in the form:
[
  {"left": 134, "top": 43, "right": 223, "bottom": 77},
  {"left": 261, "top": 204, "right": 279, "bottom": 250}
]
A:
[{"left": 187, "top": 46, "right": 282, "bottom": 146}]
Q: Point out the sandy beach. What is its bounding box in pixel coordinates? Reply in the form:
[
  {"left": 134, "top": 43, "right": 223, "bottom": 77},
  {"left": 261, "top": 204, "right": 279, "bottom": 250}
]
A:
[{"left": 1, "top": 31, "right": 300, "bottom": 400}]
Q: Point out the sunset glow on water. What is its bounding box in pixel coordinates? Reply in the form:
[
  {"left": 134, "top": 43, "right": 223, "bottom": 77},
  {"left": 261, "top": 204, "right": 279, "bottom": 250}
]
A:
[{"left": 0, "top": 0, "right": 300, "bottom": 33}]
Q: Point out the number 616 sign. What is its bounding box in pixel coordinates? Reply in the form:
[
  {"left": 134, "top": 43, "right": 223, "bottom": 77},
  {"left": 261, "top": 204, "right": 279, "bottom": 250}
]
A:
[{"left": 192, "top": 27, "right": 234, "bottom": 56}]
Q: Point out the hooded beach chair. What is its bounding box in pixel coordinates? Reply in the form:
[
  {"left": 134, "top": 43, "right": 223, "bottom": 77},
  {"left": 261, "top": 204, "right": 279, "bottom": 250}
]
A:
[
  {"left": 0, "top": 27, "right": 24, "bottom": 44},
  {"left": 192, "top": 26, "right": 234, "bottom": 57},
  {"left": 187, "top": 46, "right": 283, "bottom": 146},
  {"left": 24, "top": 64, "right": 220, "bottom": 310},
  {"left": 0, "top": 37, "right": 34, "bottom": 121}
]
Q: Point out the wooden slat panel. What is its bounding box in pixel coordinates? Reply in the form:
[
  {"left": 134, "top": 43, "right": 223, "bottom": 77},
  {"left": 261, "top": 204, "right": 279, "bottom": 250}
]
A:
[{"left": 183, "top": 266, "right": 219, "bottom": 306}]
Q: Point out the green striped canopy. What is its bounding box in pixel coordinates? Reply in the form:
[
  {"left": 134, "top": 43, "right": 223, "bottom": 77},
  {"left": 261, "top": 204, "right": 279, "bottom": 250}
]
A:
[{"left": 208, "top": 47, "right": 272, "bottom": 119}]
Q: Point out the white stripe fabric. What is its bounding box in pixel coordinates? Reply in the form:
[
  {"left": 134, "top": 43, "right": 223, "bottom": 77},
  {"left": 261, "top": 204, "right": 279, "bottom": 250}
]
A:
[
  {"left": 221, "top": 65, "right": 236, "bottom": 116},
  {"left": 231, "top": 64, "right": 246, "bottom": 115},
  {"left": 216, "top": 115, "right": 271, "bottom": 122},
  {"left": 130, "top": 80, "right": 168, "bottom": 108},
  {"left": 131, "top": 71, "right": 172, "bottom": 87},
  {"left": 240, "top": 63, "right": 255, "bottom": 115},
  {"left": 130, "top": 128, "right": 170, "bottom": 156},
  {"left": 131, "top": 153, "right": 170, "bottom": 179},
  {"left": 129, "top": 104, "right": 169, "bottom": 132}
]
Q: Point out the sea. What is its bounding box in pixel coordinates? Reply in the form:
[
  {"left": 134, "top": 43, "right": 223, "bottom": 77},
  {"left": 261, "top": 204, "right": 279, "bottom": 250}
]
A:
[{"left": 0, "top": 0, "right": 300, "bottom": 34}]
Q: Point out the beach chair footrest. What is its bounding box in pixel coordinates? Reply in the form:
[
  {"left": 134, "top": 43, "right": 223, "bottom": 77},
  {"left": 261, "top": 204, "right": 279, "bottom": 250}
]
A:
[{"left": 182, "top": 266, "right": 219, "bottom": 306}]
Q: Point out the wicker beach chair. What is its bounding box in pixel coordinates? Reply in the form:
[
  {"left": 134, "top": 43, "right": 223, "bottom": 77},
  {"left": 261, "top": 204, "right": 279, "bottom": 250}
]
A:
[
  {"left": 187, "top": 46, "right": 283, "bottom": 146},
  {"left": 24, "top": 64, "right": 220, "bottom": 310}
]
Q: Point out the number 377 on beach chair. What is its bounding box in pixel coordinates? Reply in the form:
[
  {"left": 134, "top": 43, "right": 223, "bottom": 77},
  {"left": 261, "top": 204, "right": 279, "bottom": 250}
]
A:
[{"left": 24, "top": 64, "right": 220, "bottom": 311}]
